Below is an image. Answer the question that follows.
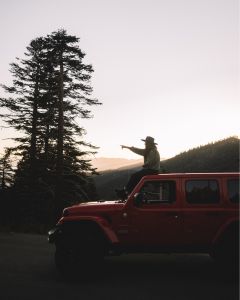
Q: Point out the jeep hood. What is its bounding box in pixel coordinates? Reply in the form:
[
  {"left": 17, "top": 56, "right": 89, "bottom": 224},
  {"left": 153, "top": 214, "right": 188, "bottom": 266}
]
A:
[{"left": 63, "top": 200, "right": 125, "bottom": 216}]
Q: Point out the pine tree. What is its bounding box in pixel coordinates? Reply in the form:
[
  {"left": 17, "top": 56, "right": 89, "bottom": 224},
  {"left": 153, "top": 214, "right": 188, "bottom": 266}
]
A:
[
  {"left": 0, "top": 37, "right": 48, "bottom": 178},
  {"left": 43, "top": 29, "right": 101, "bottom": 216},
  {"left": 45, "top": 29, "right": 101, "bottom": 178},
  {"left": 0, "top": 29, "right": 102, "bottom": 223}
]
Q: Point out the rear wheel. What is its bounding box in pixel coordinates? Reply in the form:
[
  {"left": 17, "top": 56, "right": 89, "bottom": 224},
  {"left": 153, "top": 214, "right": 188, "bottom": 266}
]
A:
[{"left": 211, "top": 227, "right": 239, "bottom": 274}]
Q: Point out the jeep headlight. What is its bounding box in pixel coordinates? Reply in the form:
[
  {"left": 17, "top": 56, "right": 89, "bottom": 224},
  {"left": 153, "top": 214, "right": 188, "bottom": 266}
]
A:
[{"left": 63, "top": 209, "right": 69, "bottom": 217}]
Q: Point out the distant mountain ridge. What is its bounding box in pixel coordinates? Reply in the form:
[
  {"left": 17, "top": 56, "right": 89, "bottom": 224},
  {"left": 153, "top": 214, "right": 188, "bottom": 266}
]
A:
[{"left": 94, "top": 137, "right": 239, "bottom": 200}]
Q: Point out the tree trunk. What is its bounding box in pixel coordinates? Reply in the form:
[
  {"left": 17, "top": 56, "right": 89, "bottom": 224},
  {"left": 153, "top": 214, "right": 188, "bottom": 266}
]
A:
[
  {"left": 30, "top": 71, "right": 39, "bottom": 174},
  {"left": 55, "top": 54, "right": 64, "bottom": 219},
  {"left": 56, "top": 57, "right": 64, "bottom": 178},
  {"left": 44, "top": 123, "right": 50, "bottom": 162}
]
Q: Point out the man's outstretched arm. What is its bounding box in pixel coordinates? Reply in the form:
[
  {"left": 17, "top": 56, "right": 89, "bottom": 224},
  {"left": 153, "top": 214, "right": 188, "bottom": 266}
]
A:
[{"left": 121, "top": 145, "right": 145, "bottom": 156}]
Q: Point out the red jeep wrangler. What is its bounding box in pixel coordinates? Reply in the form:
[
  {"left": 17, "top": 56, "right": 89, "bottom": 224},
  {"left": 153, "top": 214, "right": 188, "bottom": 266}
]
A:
[{"left": 48, "top": 173, "right": 239, "bottom": 275}]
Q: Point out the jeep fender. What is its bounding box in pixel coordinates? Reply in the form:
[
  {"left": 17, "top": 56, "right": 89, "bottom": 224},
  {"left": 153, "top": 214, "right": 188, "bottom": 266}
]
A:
[
  {"left": 212, "top": 218, "right": 239, "bottom": 247},
  {"left": 56, "top": 215, "right": 119, "bottom": 244}
]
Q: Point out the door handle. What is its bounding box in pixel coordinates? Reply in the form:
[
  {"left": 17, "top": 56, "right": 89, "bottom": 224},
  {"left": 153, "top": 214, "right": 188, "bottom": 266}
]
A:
[
  {"left": 205, "top": 212, "right": 223, "bottom": 216},
  {"left": 165, "top": 212, "right": 179, "bottom": 217}
]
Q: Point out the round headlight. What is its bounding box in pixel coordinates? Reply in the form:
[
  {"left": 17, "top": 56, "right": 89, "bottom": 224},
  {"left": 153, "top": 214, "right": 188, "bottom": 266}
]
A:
[{"left": 63, "top": 209, "right": 69, "bottom": 217}]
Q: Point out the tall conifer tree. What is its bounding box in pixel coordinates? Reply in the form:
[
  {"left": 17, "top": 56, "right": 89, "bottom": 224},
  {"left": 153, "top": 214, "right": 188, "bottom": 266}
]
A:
[
  {"left": 0, "top": 37, "right": 47, "bottom": 177},
  {"left": 0, "top": 29, "right": 101, "bottom": 222}
]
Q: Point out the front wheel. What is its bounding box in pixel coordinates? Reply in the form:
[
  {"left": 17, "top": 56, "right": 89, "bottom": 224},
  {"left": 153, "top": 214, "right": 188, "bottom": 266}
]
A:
[
  {"left": 55, "top": 236, "right": 105, "bottom": 279},
  {"left": 55, "top": 246, "right": 73, "bottom": 275}
]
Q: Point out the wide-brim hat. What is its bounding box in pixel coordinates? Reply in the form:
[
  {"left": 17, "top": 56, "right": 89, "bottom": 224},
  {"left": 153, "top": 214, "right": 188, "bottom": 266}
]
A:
[{"left": 141, "top": 136, "right": 157, "bottom": 145}]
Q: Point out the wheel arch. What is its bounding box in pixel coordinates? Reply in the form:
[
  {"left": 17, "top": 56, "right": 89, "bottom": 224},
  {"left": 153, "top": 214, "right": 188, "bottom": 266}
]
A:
[
  {"left": 212, "top": 219, "right": 239, "bottom": 247},
  {"left": 57, "top": 216, "right": 119, "bottom": 245}
]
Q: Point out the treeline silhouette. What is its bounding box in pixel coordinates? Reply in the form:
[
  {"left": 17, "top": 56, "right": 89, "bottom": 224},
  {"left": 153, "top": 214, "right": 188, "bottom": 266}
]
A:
[
  {"left": 94, "top": 137, "right": 239, "bottom": 200},
  {"left": 0, "top": 29, "right": 101, "bottom": 233}
]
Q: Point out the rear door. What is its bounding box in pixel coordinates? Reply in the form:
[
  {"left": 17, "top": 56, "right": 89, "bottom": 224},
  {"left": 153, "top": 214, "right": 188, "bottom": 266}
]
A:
[{"left": 182, "top": 177, "right": 227, "bottom": 248}]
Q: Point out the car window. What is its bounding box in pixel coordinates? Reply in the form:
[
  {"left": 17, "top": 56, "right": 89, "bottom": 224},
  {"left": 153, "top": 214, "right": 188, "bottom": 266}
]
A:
[
  {"left": 227, "top": 179, "right": 239, "bottom": 203},
  {"left": 139, "top": 180, "right": 176, "bottom": 204},
  {"left": 186, "top": 180, "right": 219, "bottom": 204}
]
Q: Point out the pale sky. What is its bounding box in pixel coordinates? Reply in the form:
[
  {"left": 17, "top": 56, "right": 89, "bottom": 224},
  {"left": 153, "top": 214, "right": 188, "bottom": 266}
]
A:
[{"left": 0, "top": 0, "right": 239, "bottom": 160}]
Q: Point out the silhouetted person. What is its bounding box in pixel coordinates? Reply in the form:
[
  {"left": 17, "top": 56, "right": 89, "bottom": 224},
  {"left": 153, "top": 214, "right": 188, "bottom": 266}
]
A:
[{"left": 116, "top": 136, "right": 160, "bottom": 199}]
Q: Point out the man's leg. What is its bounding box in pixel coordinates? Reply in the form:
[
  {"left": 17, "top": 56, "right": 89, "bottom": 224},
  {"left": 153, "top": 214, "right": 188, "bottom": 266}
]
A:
[{"left": 126, "top": 169, "right": 158, "bottom": 194}]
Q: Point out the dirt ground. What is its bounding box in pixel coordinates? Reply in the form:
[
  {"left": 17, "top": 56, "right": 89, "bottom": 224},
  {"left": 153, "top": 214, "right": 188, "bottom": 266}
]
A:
[{"left": 0, "top": 232, "right": 238, "bottom": 300}]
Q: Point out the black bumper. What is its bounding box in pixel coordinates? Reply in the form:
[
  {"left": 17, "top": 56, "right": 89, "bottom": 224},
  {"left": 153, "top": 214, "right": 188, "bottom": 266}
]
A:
[{"left": 48, "top": 227, "right": 61, "bottom": 243}]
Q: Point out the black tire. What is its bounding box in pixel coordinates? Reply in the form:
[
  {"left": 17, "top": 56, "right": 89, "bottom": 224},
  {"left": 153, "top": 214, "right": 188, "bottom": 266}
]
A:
[
  {"left": 55, "top": 246, "right": 75, "bottom": 275},
  {"left": 55, "top": 232, "right": 105, "bottom": 279},
  {"left": 211, "top": 227, "right": 239, "bottom": 271}
]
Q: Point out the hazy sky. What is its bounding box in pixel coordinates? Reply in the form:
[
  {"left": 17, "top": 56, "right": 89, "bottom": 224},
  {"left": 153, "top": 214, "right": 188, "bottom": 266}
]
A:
[{"left": 0, "top": 0, "right": 239, "bottom": 159}]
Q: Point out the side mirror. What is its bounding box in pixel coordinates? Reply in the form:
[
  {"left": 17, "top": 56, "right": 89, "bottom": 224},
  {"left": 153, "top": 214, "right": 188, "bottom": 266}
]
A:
[{"left": 133, "top": 193, "right": 145, "bottom": 207}]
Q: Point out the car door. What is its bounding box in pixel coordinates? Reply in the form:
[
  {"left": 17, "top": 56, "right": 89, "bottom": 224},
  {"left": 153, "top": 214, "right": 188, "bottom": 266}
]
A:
[
  {"left": 126, "top": 179, "right": 183, "bottom": 248},
  {"left": 182, "top": 177, "right": 227, "bottom": 248}
]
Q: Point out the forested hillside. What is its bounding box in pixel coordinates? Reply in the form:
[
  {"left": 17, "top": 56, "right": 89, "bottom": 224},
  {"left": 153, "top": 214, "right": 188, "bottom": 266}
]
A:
[
  {"left": 94, "top": 137, "right": 239, "bottom": 200},
  {"left": 162, "top": 136, "right": 239, "bottom": 173}
]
